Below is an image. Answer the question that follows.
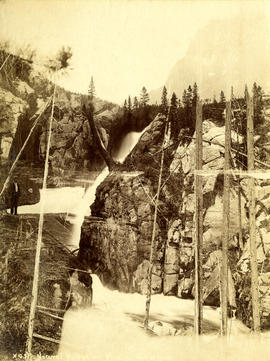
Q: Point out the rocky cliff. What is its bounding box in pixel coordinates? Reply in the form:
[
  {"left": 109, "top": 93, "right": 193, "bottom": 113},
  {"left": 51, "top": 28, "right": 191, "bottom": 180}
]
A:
[
  {"left": 79, "top": 109, "right": 270, "bottom": 329},
  {"left": 1, "top": 52, "right": 156, "bottom": 211},
  {"left": 0, "top": 51, "right": 123, "bottom": 174}
]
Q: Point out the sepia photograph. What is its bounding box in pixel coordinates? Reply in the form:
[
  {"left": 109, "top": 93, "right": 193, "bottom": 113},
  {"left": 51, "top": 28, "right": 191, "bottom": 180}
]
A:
[{"left": 0, "top": 0, "right": 270, "bottom": 360}]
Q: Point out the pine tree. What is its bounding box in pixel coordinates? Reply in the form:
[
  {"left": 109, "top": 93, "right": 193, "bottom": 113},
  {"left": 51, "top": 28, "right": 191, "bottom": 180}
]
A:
[
  {"left": 140, "top": 86, "right": 149, "bottom": 106},
  {"left": 170, "top": 92, "right": 178, "bottom": 111},
  {"left": 220, "top": 90, "right": 226, "bottom": 104},
  {"left": 133, "top": 96, "right": 139, "bottom": 109},
  {"left": 186, "top": 85, "right": 193, "bottom": 108},
  {"left": 182, "top": 90, "right": 187, "bottom": 108},
  {"left": 192, "top": 82, "right": 198, "bottom": 104},
  {"left": 170, "top": 92, "right": 179, "bottom": 139},
  {"left": 128, "top": 96, "right": 132, "bottom": 112},
  {"left": 88, "top": 76, "right": 95, "bottom": 100},
  {"left": 127, "top": 96, "right": 132, "bottom": 121},
  {"left": 161, "top": 86, "right": 168, "bottom": 115},
  {"left": 123, "top": 99, "right": 127, "bottom": 110}
]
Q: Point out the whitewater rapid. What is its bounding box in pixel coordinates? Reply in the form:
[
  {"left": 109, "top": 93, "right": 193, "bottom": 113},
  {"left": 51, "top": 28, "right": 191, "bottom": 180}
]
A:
[
  {"left": 24, "top": 129, "right": 270, "bottom": 361},
  {"left": 42, "top": 274, "right": 270, "bottom": 361},
  {"left": 17, "top": 130, "right": 143, "bottom": 249}
]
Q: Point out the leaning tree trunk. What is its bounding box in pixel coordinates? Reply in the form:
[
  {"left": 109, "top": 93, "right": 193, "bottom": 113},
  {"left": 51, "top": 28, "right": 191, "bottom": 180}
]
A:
[{"left": 82, "top": 102, "right": 117, "bottom": 171}]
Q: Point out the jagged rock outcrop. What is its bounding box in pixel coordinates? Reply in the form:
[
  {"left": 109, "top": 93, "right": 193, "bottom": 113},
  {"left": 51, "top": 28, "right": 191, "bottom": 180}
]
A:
[
  {"left": 0, "top": 88, "right": 28, "bottom": 159},
  {"left": 0, "top": 52, "right": 124, "bottom": 175},
  {"left": 39, "top": 89, "right": 121, "bottom": 174},
  {"left": 80, "top": 112, "right": 270, "bottom": 328},
  {"left": 79, "top": 171, "right": 165, "bottom": 293}
]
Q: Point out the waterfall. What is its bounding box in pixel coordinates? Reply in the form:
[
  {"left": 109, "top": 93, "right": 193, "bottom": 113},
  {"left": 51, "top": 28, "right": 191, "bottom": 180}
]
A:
[
  {"left": 53, "top": 274, "right": 265, "bottom": 361},
  {"left": 68, "top": 130, "right": 144, "bottom": 248},
  {"left": 47, "top": 129, "right": 270, "bottom": 361}
]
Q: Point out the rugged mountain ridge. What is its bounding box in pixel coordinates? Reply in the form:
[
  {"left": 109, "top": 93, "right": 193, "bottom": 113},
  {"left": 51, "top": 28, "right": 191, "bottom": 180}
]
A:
[{"left": 150, "top": 16, "right": 270, "bottom": 103}]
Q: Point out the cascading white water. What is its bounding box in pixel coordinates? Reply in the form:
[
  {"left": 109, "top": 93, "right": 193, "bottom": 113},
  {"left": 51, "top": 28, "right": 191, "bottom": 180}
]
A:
[
  {"left": 40, "top": 129, "right": 270, "bottom": 361},
  {"left": 51, "top": 274, "right": 270, "bottom": 361},
  {"left": 68, "top": 130, "right": 144, "bottom": 248},
  {"left": 17, "top": 130, "right": 143, "bottom": 249}
]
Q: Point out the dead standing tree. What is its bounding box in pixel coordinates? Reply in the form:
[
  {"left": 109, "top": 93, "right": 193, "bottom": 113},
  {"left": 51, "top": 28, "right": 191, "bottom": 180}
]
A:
[
  {"left": 246, "top": 88, "right": 261, "bottom": 333},
  {"left": 26, "top": 47, "right": 72, "bottom": 357},
  {"left": 144, "top": 111, "right": 170, "bottom": 330},
  {"left": 82, "top": 100, "right": 118, "bottom": 171},
  {"left": 194, "top": 100, "right": 203, "bottom": 335},
  {"left": 220, "top": 100, "right": 231, "bottom": 336}
]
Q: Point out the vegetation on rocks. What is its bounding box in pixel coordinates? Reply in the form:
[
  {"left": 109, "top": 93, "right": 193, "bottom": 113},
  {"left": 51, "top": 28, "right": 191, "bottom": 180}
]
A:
[
  {"left": 0, "top": 213, "right": 87, "bottom": 357},
  {"left": 79, "top": 87, "right": 270, "bottom": 330}
]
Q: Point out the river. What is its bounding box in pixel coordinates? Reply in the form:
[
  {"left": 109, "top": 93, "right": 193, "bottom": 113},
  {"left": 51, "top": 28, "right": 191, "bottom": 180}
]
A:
[{"left": 19, "top": 130, "right": 270, "bottom": 361}]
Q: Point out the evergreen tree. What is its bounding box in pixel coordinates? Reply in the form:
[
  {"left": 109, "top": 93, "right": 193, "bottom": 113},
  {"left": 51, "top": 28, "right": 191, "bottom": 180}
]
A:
[
  {"left": 140, "top": 86, "right": 149, "bottom": 106},
  {"left": 127, "top": 96, "right": 132, "bottom": 121},
  {"left": 124, "top": 99, "right": 127, "bottom": 112},
  {"left": 133, "top": 96, "right": 139, "bottom": 109},
  {"left": 220, "top": 90, "right": 226, "bottom": 104},
  {"left": 88, "top": 76, "right": 95, "bottom": 100},
  {"left": 170, "top": 92, "right": 179, "bottom": 139},
  {"left": 123, "top": 99, "right": 127, "bottom": 114},
  {"left": 170, "top": 92, "right": 178, "bottom": 111},
  {"left": 192, "top": 82, "right": 198, "bottom": 104},
  {"left": 182, "top": 89, "right": 187, "bottom": 108},
  {"left": 161, "top": 86, "right": 168, "bottom": 115},
  {"left": 213, "top": 95, "right": 217, "bottom": 104},
  {"left": 128, "top": 96, "right": 132, "bottom": 112},
  {"left": 186, "top": 85, "right": 193, "bottom": 108}
]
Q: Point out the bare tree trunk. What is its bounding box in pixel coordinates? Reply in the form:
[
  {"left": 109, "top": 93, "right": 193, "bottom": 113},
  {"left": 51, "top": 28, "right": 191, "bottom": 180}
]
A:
[
  {"left": 26, "top": 83, "right": 56, "bottom": 356},
  {"left": 144, "top": 120, "right": 168, "bottom": 329},
  {"left": 194, "top": 100, "right": 203, "bottom": 335},
  {"left": 246, "top": 89, "right": 260, "bottom": 333},
  {"left": 220, "top": 101, "right": 231, "bottom": 336},
  {"left": 82, "top": 102, "right": 117, "bottom": 171}
]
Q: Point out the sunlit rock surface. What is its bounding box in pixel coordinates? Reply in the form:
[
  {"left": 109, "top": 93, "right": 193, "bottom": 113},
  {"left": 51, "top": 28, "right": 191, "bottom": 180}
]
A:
[{"left": 80, "top": 113, "right": 270, "bottom": 328}]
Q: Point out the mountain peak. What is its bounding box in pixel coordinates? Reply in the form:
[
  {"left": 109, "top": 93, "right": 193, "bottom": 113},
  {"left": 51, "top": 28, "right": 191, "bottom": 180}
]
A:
[{"left": 150, "top": 15, "right": 270, "bottom": 102}]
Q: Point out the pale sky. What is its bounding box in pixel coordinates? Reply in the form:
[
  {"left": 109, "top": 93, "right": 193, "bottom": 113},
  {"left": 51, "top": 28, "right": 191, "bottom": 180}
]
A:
[{"left": 0, "top": 0, "right": 268, "bottom": 103}]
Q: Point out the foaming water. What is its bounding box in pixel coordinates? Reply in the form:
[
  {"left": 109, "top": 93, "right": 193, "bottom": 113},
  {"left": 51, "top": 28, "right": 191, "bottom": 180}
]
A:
[
  {"left": 17, "top": 130, "right": 144, "bottom": 249},
  {"left": 18, "top": 187, "right": 85, "bottom": 214},
  {"left": 68, "top": 130, "right": 144, "bottom": 248},
  {"left": 116, "top": 131, "right": 143, "bottom": 163},
  {"left": 68, "top": 168, "right": 109, "bottom": 248},
  {"left": 45, "top": 275, "right": 270, "bottom": 361}
]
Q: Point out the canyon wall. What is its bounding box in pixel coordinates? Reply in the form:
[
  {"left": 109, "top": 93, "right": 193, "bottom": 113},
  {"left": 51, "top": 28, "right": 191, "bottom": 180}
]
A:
[{"left": 80, "top": 112, "right": 270, "bottom": 328}]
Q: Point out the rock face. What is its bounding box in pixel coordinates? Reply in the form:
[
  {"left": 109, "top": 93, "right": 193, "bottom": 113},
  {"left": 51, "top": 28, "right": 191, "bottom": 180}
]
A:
[
  {"left": 80, "top": 113, "right": 270, "bottom": 329},
  {"left": 0, "top": 52, "right": 124, "bottom": 176},
  {"left": 0, "top": 88, "right": 28, "bottom": 159},
  {"left": 79, "top": 171, "right": 165, "bottom": 293},
  {"left": 39, "top": 89, "right": 121, "bottom": 174}
]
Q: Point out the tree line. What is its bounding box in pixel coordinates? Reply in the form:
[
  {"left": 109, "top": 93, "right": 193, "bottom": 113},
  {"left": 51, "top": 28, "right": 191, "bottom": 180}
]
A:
[{"left": 89, "top": 75, "right": 264, "bottom": 143}]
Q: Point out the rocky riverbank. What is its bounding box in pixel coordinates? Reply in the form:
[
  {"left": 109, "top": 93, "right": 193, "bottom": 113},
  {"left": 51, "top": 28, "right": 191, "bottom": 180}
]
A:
[{"left": 79, "top": 113, "right": 270, "bottom": 329}]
